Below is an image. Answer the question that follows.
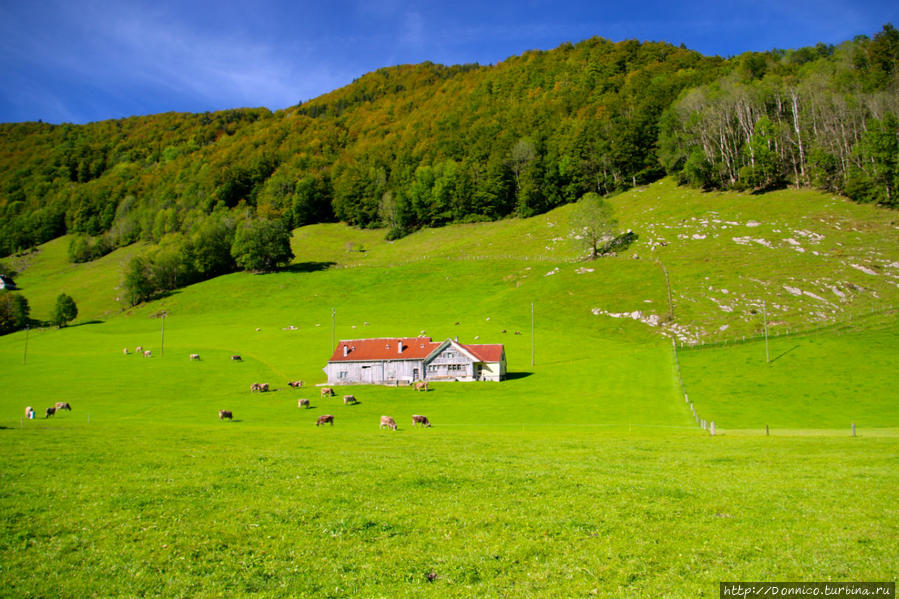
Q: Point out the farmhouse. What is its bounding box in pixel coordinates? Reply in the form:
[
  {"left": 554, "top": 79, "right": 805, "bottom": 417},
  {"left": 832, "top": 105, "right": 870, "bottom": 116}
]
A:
[{"left": 323, "top": 337, "right": 506, "bottom": 385}]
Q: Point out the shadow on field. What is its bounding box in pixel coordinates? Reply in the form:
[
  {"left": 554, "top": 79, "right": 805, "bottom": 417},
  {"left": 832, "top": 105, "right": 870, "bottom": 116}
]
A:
[
  {"left": 70, "top": 320, "right": 104, "bottom": 328},
  {"left": 770, "top": 345, "right": 800, "bottom": 364},
  {"left": 505, "top": 372, "right": 534, "bottom": 380},
  {"left": 283, "top": 261, "right": 336, "bottom": 274}
]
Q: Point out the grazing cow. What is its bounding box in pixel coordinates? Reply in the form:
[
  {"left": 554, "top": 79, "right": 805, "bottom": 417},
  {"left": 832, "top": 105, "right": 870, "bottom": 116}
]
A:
[
  {"left": 189, "top": 353, "right": 200, "bottom": 360},
  {"left": 298, "top": 398, "right": 310, "bottom": 409},
  {"left": 250, "top": 383, "right": 260, "bottom": 392},
  {"left": 316, "top": 414, "right": 334, "bottom": 426},
  {"left": 25, "top": 406, "right": 33, "bottom": 418},
  {"left": 218, "top": 410, "right": 233, "bottom": 421},
  {"left": 413, "top": 381, "right": 429, "bottom": 392},
  {"left": 250, "top": 383, "right": 270, "bottom": 392},
  {"left": 122, "top": 348, "right": 128, "bottom": 355},
  {"left": 412, "top": 414, "right": 431, "bottom": 428},
  {"left": 136, "top": 346, "right": 143, "bottom": 354},
  {"left": 321, "top": 387, "right": 334, "bottom": 398},
  {"left": 380, "top": 415, "right": 397, "bottom": 430},
  {"left": 231, "top": 355, "right": 242, "bottom": 361},
  {"left": 288, "top": 380, "right": 303, "bottom": 388},
  {"left": 55, "top": 402, "right": 71, "bottom": 411},
  {"left": 143, "top": 350, "right": 152, "bottom": 358},
  {"left": 343, "top": 395, "right": 357, "bottom": 405},
  {"left": 45, "top": 407, "right": 56, "bottom": 418}
]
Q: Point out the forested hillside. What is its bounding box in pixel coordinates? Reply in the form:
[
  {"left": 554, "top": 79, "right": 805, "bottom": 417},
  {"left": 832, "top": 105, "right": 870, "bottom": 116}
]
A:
[{"left": 1, "top": 26, "right": 896, "bottom": 262}]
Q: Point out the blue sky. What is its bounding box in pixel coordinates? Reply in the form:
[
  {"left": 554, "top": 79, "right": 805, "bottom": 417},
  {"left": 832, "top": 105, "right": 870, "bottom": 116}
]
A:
[{"left": 1, "top": 0, "right": 896, "bottom": 124}]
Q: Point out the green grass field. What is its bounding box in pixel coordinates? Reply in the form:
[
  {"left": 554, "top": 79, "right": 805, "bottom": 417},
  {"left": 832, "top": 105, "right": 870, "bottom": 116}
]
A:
[{"left": 1, "top": 180, "right": 897, "bottom": 597}]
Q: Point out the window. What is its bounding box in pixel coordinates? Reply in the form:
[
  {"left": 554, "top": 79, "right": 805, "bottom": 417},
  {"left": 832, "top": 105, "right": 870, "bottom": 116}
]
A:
[{"left": 338, "top": 371, "right": 348, "bottom": 379}]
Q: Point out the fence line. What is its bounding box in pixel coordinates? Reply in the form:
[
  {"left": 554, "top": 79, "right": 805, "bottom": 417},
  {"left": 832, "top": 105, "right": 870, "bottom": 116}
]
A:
[
  {"left": 678, "top": 304, "right": 898, "bottom": 352},
  {"left": 671, "top": 338, "right": 711, "bottom": 434}
]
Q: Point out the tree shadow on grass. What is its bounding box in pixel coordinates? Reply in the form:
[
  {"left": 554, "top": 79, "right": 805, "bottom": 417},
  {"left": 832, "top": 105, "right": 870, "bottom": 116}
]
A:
[
  {"left": 69, "top": 320, "right": 104, "bottom": 328},
  {"left": 505, "top": 372, "right": 534, "bottom": 380},
  {"left": 282, "top": 261, "right": 336, "bottom": 274}
]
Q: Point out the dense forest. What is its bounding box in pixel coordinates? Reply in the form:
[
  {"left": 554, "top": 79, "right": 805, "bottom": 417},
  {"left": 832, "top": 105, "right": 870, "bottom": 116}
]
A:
[{"left": 1, "top": 25, "right": 896, "bottom": 266}]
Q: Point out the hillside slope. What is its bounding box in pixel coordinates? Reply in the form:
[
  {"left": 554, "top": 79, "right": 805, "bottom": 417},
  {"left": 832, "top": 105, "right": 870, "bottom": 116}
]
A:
[{"left": 9, "top": 179, "right": 898, "bottom": 343}]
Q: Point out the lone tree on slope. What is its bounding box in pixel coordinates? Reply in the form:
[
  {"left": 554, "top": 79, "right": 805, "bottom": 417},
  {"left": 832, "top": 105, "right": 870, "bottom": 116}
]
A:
[
  {"left": 53, "top": 293, "right": 78, "bottom": 327},
  {"left": 569, "top": 192, "right": 618, "bottom": 259}
]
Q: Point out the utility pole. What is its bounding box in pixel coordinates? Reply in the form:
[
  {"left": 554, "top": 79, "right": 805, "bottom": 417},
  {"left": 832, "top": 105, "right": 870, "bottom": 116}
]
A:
[
  {"left": 160, "top": 311, "right": 167, "bottom": 358},
  {"left": 763, "top": 302, "right": 769, "bottom": 364},
  {"left": 331, "top": 307, "right": 336, "bottom": 350},
  {"left": 531, "top": 302, "right": 535, "bottom": 367}
]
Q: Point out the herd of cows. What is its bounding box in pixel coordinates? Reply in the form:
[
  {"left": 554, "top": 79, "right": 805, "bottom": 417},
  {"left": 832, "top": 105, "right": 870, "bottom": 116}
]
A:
[
  {"left": 233, "top": 382, "right": 434, "bottom": 430},
  {"left": 112, "top": 347, "right": 435, "bottom": 431}
]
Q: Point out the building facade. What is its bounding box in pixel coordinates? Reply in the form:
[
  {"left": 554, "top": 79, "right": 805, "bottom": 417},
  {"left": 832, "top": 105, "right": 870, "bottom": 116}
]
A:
[{"left": 323, "top": 337, "right": 506, "bottom": 385}]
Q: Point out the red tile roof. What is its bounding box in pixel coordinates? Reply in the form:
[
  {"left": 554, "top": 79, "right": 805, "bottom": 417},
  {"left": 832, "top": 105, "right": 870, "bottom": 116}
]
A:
[
  {"left": 460, "top": 343, "right": 505, "bottom": 363},
  {"left": 329, "top": 337, "right": 440, "bottom": 362},
  {"left": 328, "top": 338, "right": 505, "bottom": 363}
]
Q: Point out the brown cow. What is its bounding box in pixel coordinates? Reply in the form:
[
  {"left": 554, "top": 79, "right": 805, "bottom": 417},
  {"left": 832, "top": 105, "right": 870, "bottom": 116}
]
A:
[
  {"left": 189, "top": 353, "right": 200, "bottom": 360},
  {"left": 45, "top": 407, "right": 56, "bottom": 418},
  {"left": 136, "top": 346, "right": 143, "bottom": 354},
  {"left": 288, "top": 380, "right": 303, "bottom": 388},
  {"left": 316, "top": 414, "right": 334, "bottom": 426},
  {"left": 321, "top": 387, "right": 334, "bottom": 397},
  {"left": 55, "top": 402, "right": 72, "bottom": 411},
  {"left": 413, "top": 381, "right": 429, "bottom": 392},
  {"left": 298, "top": 398, "right": 310, "bottom": 409},
  {"left": 231, "top": 355, "right": 242, "bottom": 361},
  {"left": 218, "top": 410, "right": 233, "bottom": 421},
  {"left": 251, "top": 383, "right": 270, "bottom": 392},
  {"left": 379, "top": 415, "right": 397, "bottom": 430},
  {"left": 412, "top": 414, "right": 431, "bottom": 428},
  {"left": 343, "top": 395, "right": 357, "bottom": 405}
]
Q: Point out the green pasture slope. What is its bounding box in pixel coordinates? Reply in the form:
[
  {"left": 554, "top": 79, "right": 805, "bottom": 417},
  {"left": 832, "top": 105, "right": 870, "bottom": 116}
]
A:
[{"left": 1, "top": 180, "right": 897, "bottom": 597}]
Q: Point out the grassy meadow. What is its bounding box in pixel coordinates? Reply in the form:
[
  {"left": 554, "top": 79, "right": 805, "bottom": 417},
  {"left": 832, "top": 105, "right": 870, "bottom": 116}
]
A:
[{"left": 1, "top": 180, "right": 897, "bottom": 597}]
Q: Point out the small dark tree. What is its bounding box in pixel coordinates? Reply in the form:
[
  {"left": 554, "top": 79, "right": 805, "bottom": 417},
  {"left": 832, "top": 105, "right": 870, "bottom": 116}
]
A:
[
  {"left": 123, "top": 255, "right": 154, "bottom": 306},
  {"left": 230, "top": 218, "right": 294, "bottom": 273},
  {"left": 0, "top": 291, "right": 30, "bottom": 334},
  {"left": 53, "top": 293, "right": 78, "bottom": 327},
  {"left": 569, "top": 192, "right": 618, "bottom": 259}
]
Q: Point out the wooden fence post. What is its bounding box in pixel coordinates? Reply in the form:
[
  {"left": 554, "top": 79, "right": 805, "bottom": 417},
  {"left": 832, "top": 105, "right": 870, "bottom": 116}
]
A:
[
  {"left": 710, "top": 421, "right": 716, "bottom": 436},
  {"left": 852, "top": 423, "right": 856, "bottom": 437}
]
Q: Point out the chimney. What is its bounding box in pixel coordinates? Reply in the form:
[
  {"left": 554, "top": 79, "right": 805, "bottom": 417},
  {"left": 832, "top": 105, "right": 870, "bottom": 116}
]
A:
[
  {"left": 343, "top": 344, "right": 349, "bottom": 357},
  {"left": 397, "top": 340, "right": 403, "bottom": 354}
]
